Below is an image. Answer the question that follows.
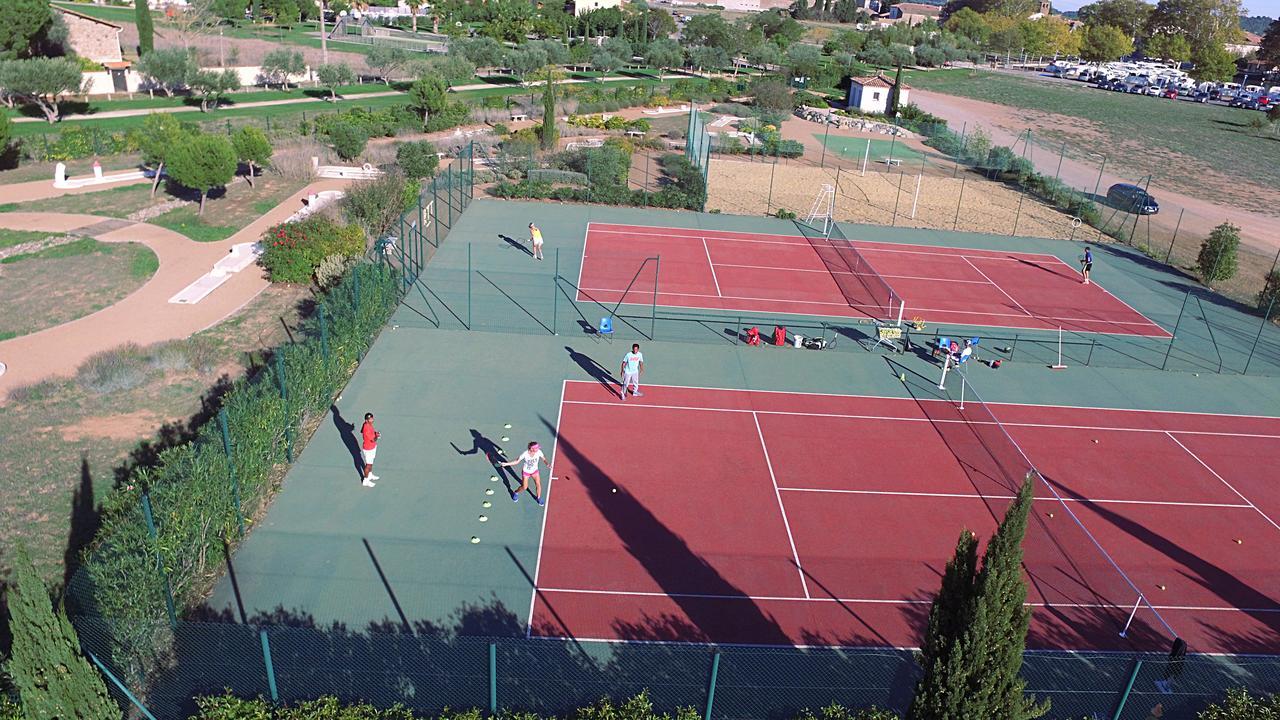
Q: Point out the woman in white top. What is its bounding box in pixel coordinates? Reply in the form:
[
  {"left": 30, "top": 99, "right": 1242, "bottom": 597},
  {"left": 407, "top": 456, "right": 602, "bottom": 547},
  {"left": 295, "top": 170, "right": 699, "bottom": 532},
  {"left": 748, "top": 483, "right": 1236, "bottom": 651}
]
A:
[{"left": 501, "top": 441, "right": 550, "bottom": 505}]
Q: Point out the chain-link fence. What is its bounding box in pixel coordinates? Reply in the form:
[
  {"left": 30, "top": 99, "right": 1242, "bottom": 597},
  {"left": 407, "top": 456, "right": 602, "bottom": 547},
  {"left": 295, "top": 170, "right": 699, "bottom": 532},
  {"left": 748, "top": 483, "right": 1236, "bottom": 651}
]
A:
[{"left": 69, "top": 611, "right": 1280, "bottom": 720}]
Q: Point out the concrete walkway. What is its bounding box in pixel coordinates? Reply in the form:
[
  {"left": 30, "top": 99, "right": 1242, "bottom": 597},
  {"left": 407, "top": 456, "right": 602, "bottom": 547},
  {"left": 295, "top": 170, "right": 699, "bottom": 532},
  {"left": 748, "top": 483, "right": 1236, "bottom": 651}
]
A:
[
  {"left": 12, "top": 90, "right": 403, "bottom": 124},
  {"left": 0, "top": 174, "right": 153, "bottom": 203},
  {"left": 0, "top": 178, "right": 350, "bottom": 397}
]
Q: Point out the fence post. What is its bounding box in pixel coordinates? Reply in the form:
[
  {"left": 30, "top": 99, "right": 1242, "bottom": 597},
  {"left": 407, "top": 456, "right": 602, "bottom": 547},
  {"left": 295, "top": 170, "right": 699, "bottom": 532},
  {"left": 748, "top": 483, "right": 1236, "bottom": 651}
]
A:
[
  {"left": 1243, "top": 291, "right": 1277, "bottom": 375},
  {"left": 1111, "top": 659, "right": 1143, "bottom": 720},
  {"left": 552, "top": 247, "right": 559, "bottom": 335},
  {"left": 213, "top": 407, "right": 243, "bottom": 535},
  {"left": 1012, "top": 191, "right": 1025, "bottom": 236},
  {"left": 1165, "top": 209, "right": 1183, "bottom": 264},
  {"left": 89, "top": 654, "right": 159, "bottom": 720},
  {"left": 274, "top": 351, "right": 293, "bottom": 463},
  {"left": 489, "top": 642, "right": 498, "bottom": 714},
  {"left": 1161, "top": 290, "right": 1192, "bottom": 371},
  {"left": 766, "top": 153, "right": 777, "bottom": 215},
  {"left": 140, "top": 492, "right": 179, "bottom": 629},
  {"left": 703, "top": 651, "right": 721, "bottom": 720},
  {"left": 467, "top": 242, "right": 472, "bottom": 330},
  {"left": 954, "top": 178, "right": 964, "bottom": 231},
  {"left": 432, "top": 177, "right": 441, "bottom": 248},
  {"left": 260, "top": 630, "right": 279, "bottom": 703},
  {"left": 891, "top": 171, "right": 903, "bottom": 226}
]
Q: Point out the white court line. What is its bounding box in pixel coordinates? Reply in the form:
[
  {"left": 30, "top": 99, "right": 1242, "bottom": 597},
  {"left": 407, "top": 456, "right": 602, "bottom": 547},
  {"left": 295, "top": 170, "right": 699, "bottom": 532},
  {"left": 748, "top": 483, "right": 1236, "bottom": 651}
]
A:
[
  {"left": 559, "top": 399, "right": 1280, "bottom": 440},
  {"left": 962, "top": 254, "right": 1035, "bottom": 318},
  {"left": 587, "top": 224, "right": 1067, "bottom": 264},
  {"left": 777, "top": 486, "right": 1253, "bottom": 509},
  {"left": 577, "top": 285, "right": 1163, "bottom": 327},
  {"left": 702, "top": 237, "right": 722, "bottom": 297},
  {"left": 753, "top": 411, "right": 809, "bottom": 598},
  {"left": 525, "top": 379, "right": 568, "bottom": 638},
  {"left": 1165, "top": 432, "right": 1280, "bottom": 534},
  {"left": 533, "top": 586, "right": 1280, "bottom": 614},
  {"left": 561, "top": 379, "right": 1280, "bottom": 423}
]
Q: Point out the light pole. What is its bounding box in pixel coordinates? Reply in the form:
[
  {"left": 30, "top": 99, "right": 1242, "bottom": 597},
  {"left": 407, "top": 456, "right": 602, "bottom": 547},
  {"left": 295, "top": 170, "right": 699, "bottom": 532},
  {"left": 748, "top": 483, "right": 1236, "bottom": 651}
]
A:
[{"left": 885, "top": 110, "right": 902, "bottom": 171}]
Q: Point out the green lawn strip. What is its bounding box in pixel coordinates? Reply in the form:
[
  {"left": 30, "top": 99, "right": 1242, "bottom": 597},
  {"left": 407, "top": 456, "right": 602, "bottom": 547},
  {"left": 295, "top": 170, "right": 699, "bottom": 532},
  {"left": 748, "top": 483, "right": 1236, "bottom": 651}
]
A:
[
  {"left": 2, "top": 236, "right": 109, "bottom": 264},
  {"left": 0, "top": 228, "right": 59, "bottom": 250},
  {"left": 150, "top": 206, "right": 238, "bottom": 242},
  {"left": 902, "top": 69, "right": 1279, "bottom": 199},
  {"left": 0, "top": 182, "right": 154, "bottom": 217},
  {"left": 40, "top": 83, "right": 400, "bottom": 117}
]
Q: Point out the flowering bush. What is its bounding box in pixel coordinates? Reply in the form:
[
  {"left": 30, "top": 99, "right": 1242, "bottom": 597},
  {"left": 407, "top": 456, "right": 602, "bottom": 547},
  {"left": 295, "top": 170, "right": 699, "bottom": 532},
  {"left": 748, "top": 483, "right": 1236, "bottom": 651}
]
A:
[{"left": 259, "top": 216, "right": 365, "bottom": 284}]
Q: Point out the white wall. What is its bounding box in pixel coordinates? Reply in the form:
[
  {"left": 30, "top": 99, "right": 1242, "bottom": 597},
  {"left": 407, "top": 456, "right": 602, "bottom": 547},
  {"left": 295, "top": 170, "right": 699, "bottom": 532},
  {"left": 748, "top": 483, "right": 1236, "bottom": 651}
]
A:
[{"left": 77, "top": 64, "right": 312, "bottom": 96}]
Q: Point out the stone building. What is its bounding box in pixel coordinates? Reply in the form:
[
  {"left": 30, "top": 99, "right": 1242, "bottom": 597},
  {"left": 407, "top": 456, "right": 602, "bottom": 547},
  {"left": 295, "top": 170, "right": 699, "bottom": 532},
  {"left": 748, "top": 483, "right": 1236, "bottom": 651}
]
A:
[{"left": 54, "top": 7, "right": 124, "bottom": 65}]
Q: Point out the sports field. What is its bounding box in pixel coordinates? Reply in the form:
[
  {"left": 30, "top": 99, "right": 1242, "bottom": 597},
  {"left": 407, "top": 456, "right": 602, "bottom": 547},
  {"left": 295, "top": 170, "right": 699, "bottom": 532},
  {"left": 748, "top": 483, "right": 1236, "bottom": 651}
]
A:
[{"left": 189, "top": 199, "right": 1280, "bottom": 718}]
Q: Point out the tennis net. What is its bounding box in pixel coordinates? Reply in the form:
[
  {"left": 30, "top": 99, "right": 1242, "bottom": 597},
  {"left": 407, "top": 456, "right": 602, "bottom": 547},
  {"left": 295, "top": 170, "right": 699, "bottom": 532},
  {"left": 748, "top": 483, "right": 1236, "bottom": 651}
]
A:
[
  {"left": 798, "top": 222, "right": 904, "bottom": 325},
  {"left": 935, "top": 366, "right": 1180, "bottom": 648}
]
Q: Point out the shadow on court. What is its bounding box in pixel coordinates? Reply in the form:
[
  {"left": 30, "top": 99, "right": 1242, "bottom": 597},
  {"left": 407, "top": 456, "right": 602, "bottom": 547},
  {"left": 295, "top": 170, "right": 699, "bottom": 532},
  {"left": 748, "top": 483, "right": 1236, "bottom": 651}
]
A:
[
  {"left": 565, "top": 346, "right": 619, "bottom": 396},
  {"left": 452, "top": 429, "right": 520, "bottom": 497},
  {"left": 331, "top": 405, "right": 364, "bottom": 479}
]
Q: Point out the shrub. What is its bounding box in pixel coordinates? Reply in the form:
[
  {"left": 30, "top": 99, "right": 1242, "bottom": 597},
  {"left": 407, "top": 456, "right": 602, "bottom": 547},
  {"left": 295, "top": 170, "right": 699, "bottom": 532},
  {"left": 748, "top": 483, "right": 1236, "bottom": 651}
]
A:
[
  {"left": 491, "top": 122, "right": 509, "bottom": 136},
  {"left": 76, "top": 344, "right": 150, "bottom": 394},
  {"left": 5, "top": 378, "right": 60, "bottom": 403},
  {"left": 1196, "top": 688, "right": 1280, "bottom": 719},
  {"left": 342, "top": 172, "right": 412, "bottom": 240},
  {"left": 775, "top": 208, "right": 797, "bottom": 219},
  {"left": 395, "top": 140, "right": 439, "bottom": 180},
  {"left": 1197, "top": 222, "right": 1240, "bottom": 285},
  {"left": 315, "top": 253, "right": 358, "bottom": 289},
  {"left": 327, "top": 122, "right": 368, "bottom": 161},
  {"left": 1259, "top": 269, "right": 1280, "bottom": 312},
  {"left": 259, "top": 216, "right": 366, "bottom": 284}
]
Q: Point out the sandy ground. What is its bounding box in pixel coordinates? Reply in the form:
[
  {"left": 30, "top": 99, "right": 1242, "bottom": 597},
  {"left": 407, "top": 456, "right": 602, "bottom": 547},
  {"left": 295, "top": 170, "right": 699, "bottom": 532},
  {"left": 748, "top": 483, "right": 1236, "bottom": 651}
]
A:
[{"left": 909, "top": 89, "right": 1280, "bottom": 258}]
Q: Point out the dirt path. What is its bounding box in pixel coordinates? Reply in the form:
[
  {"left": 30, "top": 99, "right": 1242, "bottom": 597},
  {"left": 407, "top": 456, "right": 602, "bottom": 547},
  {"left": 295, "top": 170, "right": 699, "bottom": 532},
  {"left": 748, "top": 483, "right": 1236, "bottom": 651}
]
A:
[
  {"left": 910, "top": 89, "right": 1280, "bottom": 257},
  {"left": 12, "top": 90, "right": 403, "bottom": 124},
  {"left": 0, "top": 178, "right": 350, "bottom": 398}
]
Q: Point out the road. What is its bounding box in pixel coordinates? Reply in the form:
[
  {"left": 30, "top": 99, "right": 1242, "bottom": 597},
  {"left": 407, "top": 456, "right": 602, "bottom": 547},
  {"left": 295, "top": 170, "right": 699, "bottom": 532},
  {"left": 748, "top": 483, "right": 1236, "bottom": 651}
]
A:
[{"left": 910, "top": 89, "right": 1280, "bottom": 259}]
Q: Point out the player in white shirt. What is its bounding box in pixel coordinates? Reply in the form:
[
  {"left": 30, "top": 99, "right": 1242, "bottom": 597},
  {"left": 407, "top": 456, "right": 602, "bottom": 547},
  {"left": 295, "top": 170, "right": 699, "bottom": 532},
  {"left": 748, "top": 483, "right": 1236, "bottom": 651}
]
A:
[
  {"left": 620, "top": 344, "right": 644, "bottom": 400},
  {"left": 500, "top": 441, "right": 550, "bottom": 505}
]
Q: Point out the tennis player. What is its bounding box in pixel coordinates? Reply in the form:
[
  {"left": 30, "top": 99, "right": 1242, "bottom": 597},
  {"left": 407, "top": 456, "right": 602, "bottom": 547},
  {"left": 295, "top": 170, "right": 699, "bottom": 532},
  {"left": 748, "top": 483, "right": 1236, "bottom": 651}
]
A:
[
  {"left": 500, "top": 441, "right": 550, "bottom": 505},
  {"left": 529, "top": 222, "right": 544, "bottom": 261},
  {"left": 620, "top": 343, "right": 644, "bottom": 400},
  {"left": 1081, "top": 246, "right": 1093, "bottom": 285},
  {"left": 360, "top": 412, "right": 380, "bottom": 488}
]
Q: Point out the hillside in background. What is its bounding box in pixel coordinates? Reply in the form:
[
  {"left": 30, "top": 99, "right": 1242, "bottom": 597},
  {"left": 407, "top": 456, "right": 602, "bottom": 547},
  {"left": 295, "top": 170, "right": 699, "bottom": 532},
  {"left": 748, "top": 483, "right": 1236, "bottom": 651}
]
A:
[{"left": 1240, "top": 14, "right": 1274, "bottom": 33}]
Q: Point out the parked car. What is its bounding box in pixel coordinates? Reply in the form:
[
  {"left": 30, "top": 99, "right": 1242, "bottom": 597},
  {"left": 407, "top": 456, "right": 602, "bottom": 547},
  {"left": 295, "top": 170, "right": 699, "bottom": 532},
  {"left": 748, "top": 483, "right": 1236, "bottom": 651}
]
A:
[
  {"left": 1188, "top": 90, "right": 1210, "bottom": 103},
  {"left": 1143, "top": 85, "right": 1163, "bottom": 96},
  {"left": 1107, "top": 183, "right": 1160, "bottom": 215},
  {"left": 1162, "top": 88, "right": 1179, "bottom": 99}
]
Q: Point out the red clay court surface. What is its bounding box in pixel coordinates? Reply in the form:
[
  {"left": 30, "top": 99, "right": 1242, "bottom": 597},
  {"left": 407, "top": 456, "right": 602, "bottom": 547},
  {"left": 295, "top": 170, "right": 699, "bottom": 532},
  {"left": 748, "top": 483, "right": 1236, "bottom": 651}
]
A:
[
  {"left": 530, "top": 381, "right": 1280, "bottom": 654},
  {"left": 578, "top": 223, "right": 1171, "bottom": 337}
]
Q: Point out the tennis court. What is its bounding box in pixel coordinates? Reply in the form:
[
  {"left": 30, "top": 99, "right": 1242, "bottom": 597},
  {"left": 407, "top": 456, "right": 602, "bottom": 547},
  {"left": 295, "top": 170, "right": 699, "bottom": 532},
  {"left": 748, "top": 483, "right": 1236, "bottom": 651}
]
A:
[
  {"left": 531, "top": 379, "right": 1280, "bottom": 653},
  {"left": 578, "top": 222, "right": 1170, "bottom": 337}
]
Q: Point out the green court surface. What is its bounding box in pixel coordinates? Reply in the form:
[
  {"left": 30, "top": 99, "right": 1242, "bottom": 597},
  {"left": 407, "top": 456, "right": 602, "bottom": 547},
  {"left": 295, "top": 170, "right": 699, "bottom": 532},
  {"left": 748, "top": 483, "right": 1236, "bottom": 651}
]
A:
[
  {"left": 184, "top": 199, "right": 1280, "bottom": 720},
  {"left": 812, "top": 134, "right": 924, "bottom": 165}
]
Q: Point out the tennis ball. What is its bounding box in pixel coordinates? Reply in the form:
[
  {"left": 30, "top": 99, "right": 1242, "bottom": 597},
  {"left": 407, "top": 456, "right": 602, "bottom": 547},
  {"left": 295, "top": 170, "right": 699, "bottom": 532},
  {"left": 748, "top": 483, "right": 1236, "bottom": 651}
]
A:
[
  {"left": 1235, "top": 538, "right": 1243, "bottom": 544},
  {"left": 1157, "top": 584, "right": 1166, "bottom": 591},
  {"left": 611, "top": 488, "right": 617, "bottom": 493},
  {"left": 1092, "top": 439, "right": 1099, "bottom": 444}
]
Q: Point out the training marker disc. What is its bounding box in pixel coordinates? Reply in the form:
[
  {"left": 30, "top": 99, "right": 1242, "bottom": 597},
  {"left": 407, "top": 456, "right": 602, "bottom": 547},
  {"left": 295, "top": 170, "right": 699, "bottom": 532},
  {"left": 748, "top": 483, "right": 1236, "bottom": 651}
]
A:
[
  {"left": 478, "top": 515, "right": 488, "bottom": 522},
  {"left": 470, "top": 536, "right": 480, "bottom": 544},
  {"left": 501, "top": 436, "right": 510, "bottom": 442},
  {"left": 490, "top": 475, "right": 498, "bottom": 482},
  {"left": 482, "top": 500, "right": 492, "bottom": 508},
  {"left": 485, "top": 488, "right": 494, "bottom": 495},
  {"left": 504, "top": 423, "right": 512, "bottom": 429}
]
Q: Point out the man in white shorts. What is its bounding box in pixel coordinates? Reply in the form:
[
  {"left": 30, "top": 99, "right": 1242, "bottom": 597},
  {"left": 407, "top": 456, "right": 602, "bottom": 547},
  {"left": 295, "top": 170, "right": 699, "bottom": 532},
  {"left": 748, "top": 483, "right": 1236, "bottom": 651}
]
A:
[
  {"left": 620, "top": 343, "right": 644, "bottom": 400},
  {"left": 360, "top": 412, "right": 380, "bottom": 487},
  {"left": 529, "top": 222, "right": 544, "bottom": 261}
]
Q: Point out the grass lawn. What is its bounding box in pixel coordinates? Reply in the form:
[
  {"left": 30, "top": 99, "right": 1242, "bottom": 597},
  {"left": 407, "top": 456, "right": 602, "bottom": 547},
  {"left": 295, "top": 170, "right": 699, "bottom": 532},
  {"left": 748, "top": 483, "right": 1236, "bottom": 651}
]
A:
[
  {"left": 0, "top": 153, "right": 144, "bottom": 187},
  {"left": 0, "top": 239, "right": 158, "bottom": 339},
  {"left": 0, "top": 284, "right": 310, "bottom": 585},
  {"left": 8, "top": 83, "right": 402, "bottom": 121},
  {"left": 903, "top": 69, "right": 1280, "bottom": 207},
  {"left": 0, "top": 228, "right": 59, "bottom": 250},
  {"left": 813, "top": 133, "right": 924, "bottom": 164},
  {"left": 2, "top": 174, "right": 308, "bottom": 241}
]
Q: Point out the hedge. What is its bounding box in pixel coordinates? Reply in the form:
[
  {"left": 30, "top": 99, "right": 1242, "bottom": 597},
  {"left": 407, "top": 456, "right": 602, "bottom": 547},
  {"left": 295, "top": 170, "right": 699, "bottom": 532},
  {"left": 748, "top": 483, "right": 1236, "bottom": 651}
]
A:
[{"left": 67, "top": 260, "right": 403, "bottom": 686}]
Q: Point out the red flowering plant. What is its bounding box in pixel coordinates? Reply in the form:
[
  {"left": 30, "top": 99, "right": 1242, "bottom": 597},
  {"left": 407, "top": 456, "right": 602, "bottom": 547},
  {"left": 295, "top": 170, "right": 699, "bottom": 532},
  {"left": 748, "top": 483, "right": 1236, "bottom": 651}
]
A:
[{"left": 259, "top": 216, "right": 365, "bottom": 284}]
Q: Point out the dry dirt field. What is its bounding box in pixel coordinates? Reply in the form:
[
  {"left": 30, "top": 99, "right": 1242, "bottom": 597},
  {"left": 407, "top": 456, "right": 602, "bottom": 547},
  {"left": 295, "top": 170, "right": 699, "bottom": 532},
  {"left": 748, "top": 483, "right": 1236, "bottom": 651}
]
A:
[{"left": 708, "top": 158, "right": 1080, "bottom": 241}]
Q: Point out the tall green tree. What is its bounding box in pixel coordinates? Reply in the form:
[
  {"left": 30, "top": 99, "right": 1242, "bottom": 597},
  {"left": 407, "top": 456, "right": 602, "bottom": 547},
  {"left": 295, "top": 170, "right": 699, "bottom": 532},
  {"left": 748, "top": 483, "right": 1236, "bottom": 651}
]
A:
[
  {"left": 0, "top": 0, "right": 53, "bottom": 59},
  {"left": 315, "top": 62, "right": 355, "bottom": 101},
  {"left": 907, "top": 530, "right": 979, "bottom": 720},
  {"left": 1, "top": 57, "right": 83, "bottom": 122},
  {"left": 1144, "top": 31, "right": 1192, "bottom": 60},
  {"left": 1080, "top": 23, "right": 1135, "bottom": 61},
  {"left": 539, "top": 64, "right": 557, "bottom": 151},
  {"left": 1076, "top": 0, "right": 1153, "bottom": 40},
  {"left": 1189, "top": 42, "right": 1237, "bottom": 82},
  {"left": 4, "top": 545, "right": 120, "bottom": 720},
  {"left": 231, "top": 125, "right": 272, "bottom": 187},
  {"left": 1197, "top": 222, "right": 1240, "bottom": 285},
  {"left": 889, "top": 64, "right": 904, "bottom": 115},
  {"left": 167, "top": 133, "right": 237, "bottom": 215},
  {"left": 644, "top": 38, "right": 683, "bottom": 74},
  {"left": 1146, "top": 0, "right": 1243, "bottom": 56},
  {"left": 907, "top": 476, "right": 1048, "bottom": 720},
  {"left": 407, "top": 73, "right": 447, "bottom": 129},
  {"left": 136, "top": 47, "right": 198, "bottom": 96},
  {"left": 1259, "top": 19, "right": 1280, "bottom": 64},
  {"left": 137, "top": 112, "right": 192, "bottom": 197},
  {"left": 135, "top": 0, "right": 155, "bottom": 55}
]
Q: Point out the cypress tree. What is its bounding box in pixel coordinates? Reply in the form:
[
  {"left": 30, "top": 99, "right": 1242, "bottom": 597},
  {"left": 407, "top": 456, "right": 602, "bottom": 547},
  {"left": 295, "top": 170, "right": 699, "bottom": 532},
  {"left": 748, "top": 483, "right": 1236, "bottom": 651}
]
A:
[
  {"left": 540, "top": 65, "right": 558, "bottom": 151},
  {"left": 4, "top": 546, "right": 120, "bottom": 720},
  {"left": 965, "top": 475, "right": 1048, "bottom": 720},
  {"left": 135, "top": 0, "right": 154, "bottom": 56},
  {"left": 907, "top": 530, "right": 979, "bottom": 720},
  {"left": 889, "top": 63, "right": 904, "bottom": 114},
  {"left": 907, "top": 475, "right": 1048, "bottom": 720}
]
